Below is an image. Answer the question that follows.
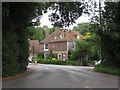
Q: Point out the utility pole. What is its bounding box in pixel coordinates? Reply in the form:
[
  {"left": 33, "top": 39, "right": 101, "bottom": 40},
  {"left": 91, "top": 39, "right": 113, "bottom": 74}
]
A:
[
  {"left": 99, "top": 0, "right": 103, "bottom": 62},
  {"left": 33, "top": 45, "right": 34, "bottom": 57}
]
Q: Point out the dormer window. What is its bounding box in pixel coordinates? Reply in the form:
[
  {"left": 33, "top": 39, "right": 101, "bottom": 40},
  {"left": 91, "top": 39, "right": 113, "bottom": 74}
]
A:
[
  {"left": 77, "top": 35, "right": 80, "bottom": 39},
  {"left": 54, "top": 37, "right": 57, "bottom": 39},
  {"left": 44, "top": 43, "right": 48, "bottom": 51},
  {"left": 60, "top": 34, "right": 64, "bottom": 38}
]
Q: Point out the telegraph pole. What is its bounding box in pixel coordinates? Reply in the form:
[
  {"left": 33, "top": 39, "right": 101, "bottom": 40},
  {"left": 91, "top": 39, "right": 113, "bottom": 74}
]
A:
[
  {"left": 99, "top": 0, "right": 103, "bottom": 62},
  {"left": 33, "top": 45, "right": 34, "bottom": 57}
]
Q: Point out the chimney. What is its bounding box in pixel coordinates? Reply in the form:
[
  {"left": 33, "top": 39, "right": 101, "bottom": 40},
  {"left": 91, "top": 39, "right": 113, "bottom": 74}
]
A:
[
  {"left": 54, "top": 26, "right": 60, "bottom": 32},
  {"left": 45, "top": 30, "right": 49, "bottom": 37}
]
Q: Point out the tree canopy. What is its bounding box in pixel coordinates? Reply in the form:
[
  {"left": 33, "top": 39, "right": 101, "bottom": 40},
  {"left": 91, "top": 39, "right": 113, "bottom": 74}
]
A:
[
  {"left": 73, "top": 23, "right": 91, "bottom": 36},
  {"left": 91, "top": 2, "right": 120, "bottom": 67}
]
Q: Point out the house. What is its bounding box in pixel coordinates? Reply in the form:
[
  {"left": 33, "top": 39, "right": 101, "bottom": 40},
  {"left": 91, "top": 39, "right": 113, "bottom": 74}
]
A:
[
  {"left": 28, "top": 40, "right": 40, "bottom": 57},
  {"left": 39, "top": 27, "right": 85, "bottom": 60}
]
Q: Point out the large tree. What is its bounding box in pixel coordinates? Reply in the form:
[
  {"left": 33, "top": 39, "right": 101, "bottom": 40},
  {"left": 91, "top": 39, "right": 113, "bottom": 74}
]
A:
[
  {"left": 73, "top": 23, "right": 91, "bottom": 36},
  {"left": 91, "top": 2, "right": 120, "bottom": 68},
  {"left": 2, "top": 2, "right": 50, "bottom": 77},
  {"left": 70, "top": 39, "right": 92, "bottom": 65}
]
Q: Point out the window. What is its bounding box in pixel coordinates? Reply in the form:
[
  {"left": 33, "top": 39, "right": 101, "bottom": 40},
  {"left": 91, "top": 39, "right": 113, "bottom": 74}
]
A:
[
  {"left": 29, "top": 47, "right": 31, "bottom": 50},
  {"left": 44, "top": 43, "right": 48, "bottom": 51},
  {"left": 77, "top": 35, "right": 80, "bottom": 39},
  {"left": 54, "top": 37, "right": 57, "bottom": 39},
  {"left": 53, "top": 46, "right": 54, "bottom": 48},
  {"left": 60, "top": 34, "right": 64, "bottom": 38},
  {"left": 58, "top": 54, "right": 62, "bottom": 59},
  {"left": 72, "top": 42, "right": 75, "bottom": 49}
]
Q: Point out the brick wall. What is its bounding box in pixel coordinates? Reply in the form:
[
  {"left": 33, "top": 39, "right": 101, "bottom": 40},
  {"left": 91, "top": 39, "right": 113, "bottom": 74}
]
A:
[
  {"left": 39, "top": 43, "right": 44, "bottom": 52},
  {"left": 49, "top": 41, "right": 67, "bottom": 51},
  {"left": 39, "top": 41, "right": 68, "bottom": 59},
  {"left": 29, "top": 40, "right": 41, "bottom": 56}
]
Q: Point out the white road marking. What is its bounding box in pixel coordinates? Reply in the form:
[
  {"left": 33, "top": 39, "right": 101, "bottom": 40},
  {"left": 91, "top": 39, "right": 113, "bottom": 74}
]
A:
[
  {"left": 85, "top": 86, "right": 90, "bottom": 88},
  {"left": 45, "top": 68, "right": 49, "bottom": 69},
  {"left": 85, "top": 86, "right": 93, "bottom": 90},
  {"left": 69, "top": 75, "right": 79, "bottom": 83},
  {"left": 85, "top": 80, "right": 90, "bottom": 83}
]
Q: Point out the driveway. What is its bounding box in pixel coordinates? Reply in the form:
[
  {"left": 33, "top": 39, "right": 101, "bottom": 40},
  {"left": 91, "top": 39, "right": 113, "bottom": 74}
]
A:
[{"left": 2, "top": 63, "right": 119, "bottom": 88}]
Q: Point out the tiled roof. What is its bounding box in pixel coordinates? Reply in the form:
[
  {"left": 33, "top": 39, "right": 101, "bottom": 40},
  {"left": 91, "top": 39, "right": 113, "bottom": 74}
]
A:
[
  {"left": 40, "top": 27, "right": 62, "bottom": 43},
  {"left": 29, "top": 40, "right": 39, "bottom": 44},
  {"left": 40, "top": 27, "right": 85, "bottom": 43}
]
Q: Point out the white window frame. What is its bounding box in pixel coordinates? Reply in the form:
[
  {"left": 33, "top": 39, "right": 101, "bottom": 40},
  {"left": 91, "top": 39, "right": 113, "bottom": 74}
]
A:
[
  {"left": 58, "top": 54, "right": 62, "bottom": 60},
  {"left": 60, "top": 34, "right": 64, "bottom": 38},
  {"left": 54, "top": 36, "right": 57, "bottom": 39},
  {"left": 44, "top": 43, "right": 48, "bottom": 51},
  {"left": 72, "top": 42, "right": 76, "bottom": 49},
  {"left": 77, "top": 35, "right": 80, "bottom": 39}
]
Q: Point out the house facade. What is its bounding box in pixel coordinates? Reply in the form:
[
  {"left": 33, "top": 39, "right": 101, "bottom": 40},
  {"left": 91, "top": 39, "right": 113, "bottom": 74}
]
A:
[
  {"left": 29, "top": 40, "right": 40, "bottom": 57},
  {"left": 39, "top": 27, "right": 85, "bottom": 60}
]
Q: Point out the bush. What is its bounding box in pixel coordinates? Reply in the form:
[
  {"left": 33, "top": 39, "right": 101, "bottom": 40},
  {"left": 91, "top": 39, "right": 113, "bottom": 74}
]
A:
[
  {"left": 37, "top": 52, "right": 44, "bottom": 58},
  {"left": 87, "top": 60, "right": 95, "bottom": 66},
  {"left": 36, "top": 58, "right": 82, "bottom": 66},
  {"left": 46, "top": 51, "right": 57, "bottom": 59},
  {"left": 94, "top": 64, "right": 120, "bottom": 76}
]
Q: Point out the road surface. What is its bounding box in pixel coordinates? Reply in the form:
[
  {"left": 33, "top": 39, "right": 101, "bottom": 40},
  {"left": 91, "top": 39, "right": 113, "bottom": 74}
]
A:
[{"left": 3, "top": 63, "right": 119, "bottom": 88}]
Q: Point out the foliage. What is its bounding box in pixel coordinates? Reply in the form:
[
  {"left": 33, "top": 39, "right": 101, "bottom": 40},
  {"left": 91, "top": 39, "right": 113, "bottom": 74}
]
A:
[
  {"left": 72, "top": 22, "right": 101, "bottom": 62},
  {"left": 2, "top": 2, "right": 51, "bottom": 77},
  {"left": 85, "top": 34, "right": 101, "bottom": 61},
  {"left": 37, "top": 58, "right": 82, "bottom": 66},
  {"left": 91, "top": 2, "right": 120, "bottom": 68},
  {"left": 93, "top": 64, "right": 120, "bottom": 76},
  {"left": 48, "top": 2, "right": 85, "bottom": 27},
  {"left": 28, "top": 27, "right": 45, "bottom": 42},
  {"left": 37, "top": 52, "right": 44, "bottom": 58},
  {"left": 73, "top": 23, "right": 91, "bottom": 36},
  {"left": 71, "top": 39, "right": 92, "bottom": 61},
  {"left": 46, "top": 51, "right": 57, "bottom": 59},
  {"left": 49, "top": 28, "right": 55, "bottom": 34}
]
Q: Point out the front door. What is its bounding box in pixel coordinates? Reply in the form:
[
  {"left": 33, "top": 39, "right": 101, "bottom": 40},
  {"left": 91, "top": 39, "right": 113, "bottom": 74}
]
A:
[{"left": 58, "top": 54, "right": 62, "bottom": 59}]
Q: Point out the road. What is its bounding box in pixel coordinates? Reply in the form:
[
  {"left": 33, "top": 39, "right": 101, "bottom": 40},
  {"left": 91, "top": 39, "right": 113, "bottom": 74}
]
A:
[{"left": 3, "top": 63, "right": 119, "bottom": 88}]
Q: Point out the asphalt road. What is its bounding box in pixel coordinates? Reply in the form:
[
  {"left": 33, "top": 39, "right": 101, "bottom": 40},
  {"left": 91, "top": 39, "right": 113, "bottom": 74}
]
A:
[{"left": 2, "top": 63, "right": 119, "bottom": 88}]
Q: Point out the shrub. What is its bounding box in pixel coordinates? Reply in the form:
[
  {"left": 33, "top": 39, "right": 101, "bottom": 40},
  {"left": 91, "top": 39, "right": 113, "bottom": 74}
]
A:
[
  {"left": 94, "top": 64, "right": 120, "bottom": 76},
  {"left": 37, "top": 52, "right": 44, "bottom": 58},
  {"left": 36, "top": 58, "right": 82, "bottom": 66}
]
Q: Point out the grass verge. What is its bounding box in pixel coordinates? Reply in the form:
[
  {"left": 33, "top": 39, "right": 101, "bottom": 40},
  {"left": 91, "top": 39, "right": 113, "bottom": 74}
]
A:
[{"left": 93, "top": 64, "right": 120, "bottom": 76}]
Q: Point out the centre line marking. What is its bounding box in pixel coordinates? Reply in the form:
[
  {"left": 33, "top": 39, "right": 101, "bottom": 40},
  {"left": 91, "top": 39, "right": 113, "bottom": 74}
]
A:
[
  {"left": 85, "top": 86, "right": 90, "bottom": 88},
  {"left": 85, "top": 80, "right": 90, "bottom": 83},
  {"left": 70, "top": 75, "right": 79, "bottom": 82}
]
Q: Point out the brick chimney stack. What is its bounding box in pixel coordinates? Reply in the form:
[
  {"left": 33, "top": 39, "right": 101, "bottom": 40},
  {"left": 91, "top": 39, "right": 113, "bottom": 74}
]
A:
[
  {"left": 45, "top": 30, "right": 49, "bottom": 37},
  {"left": 54, "top": 26, "right": 60, "bottom": 32}
]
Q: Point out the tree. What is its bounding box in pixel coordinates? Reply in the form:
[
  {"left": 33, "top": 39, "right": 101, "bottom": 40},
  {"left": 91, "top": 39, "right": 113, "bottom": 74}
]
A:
[
  {"left": 48, "top": 2, "right": 84, "bottom": 27},
  {"left": 49, "top": 28, "right": 55, "bottom": 34},
  {"left": 85, "top": 33, "right": 101, "bottom": 61},
  {"left": 73, "top": 23, "right": 91, "bottom": 36},
  {"left": 91, "top": 2, "right": 120, "bottom": 68},
  {"left": 2, "top": 2, "right": 50, "bottom": 77},
  {"left": 28, "top": 27, "right": 45, "bottom": 42},
  {"left": 70, "top": 39, "right": 92, "bottom": 65}
]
